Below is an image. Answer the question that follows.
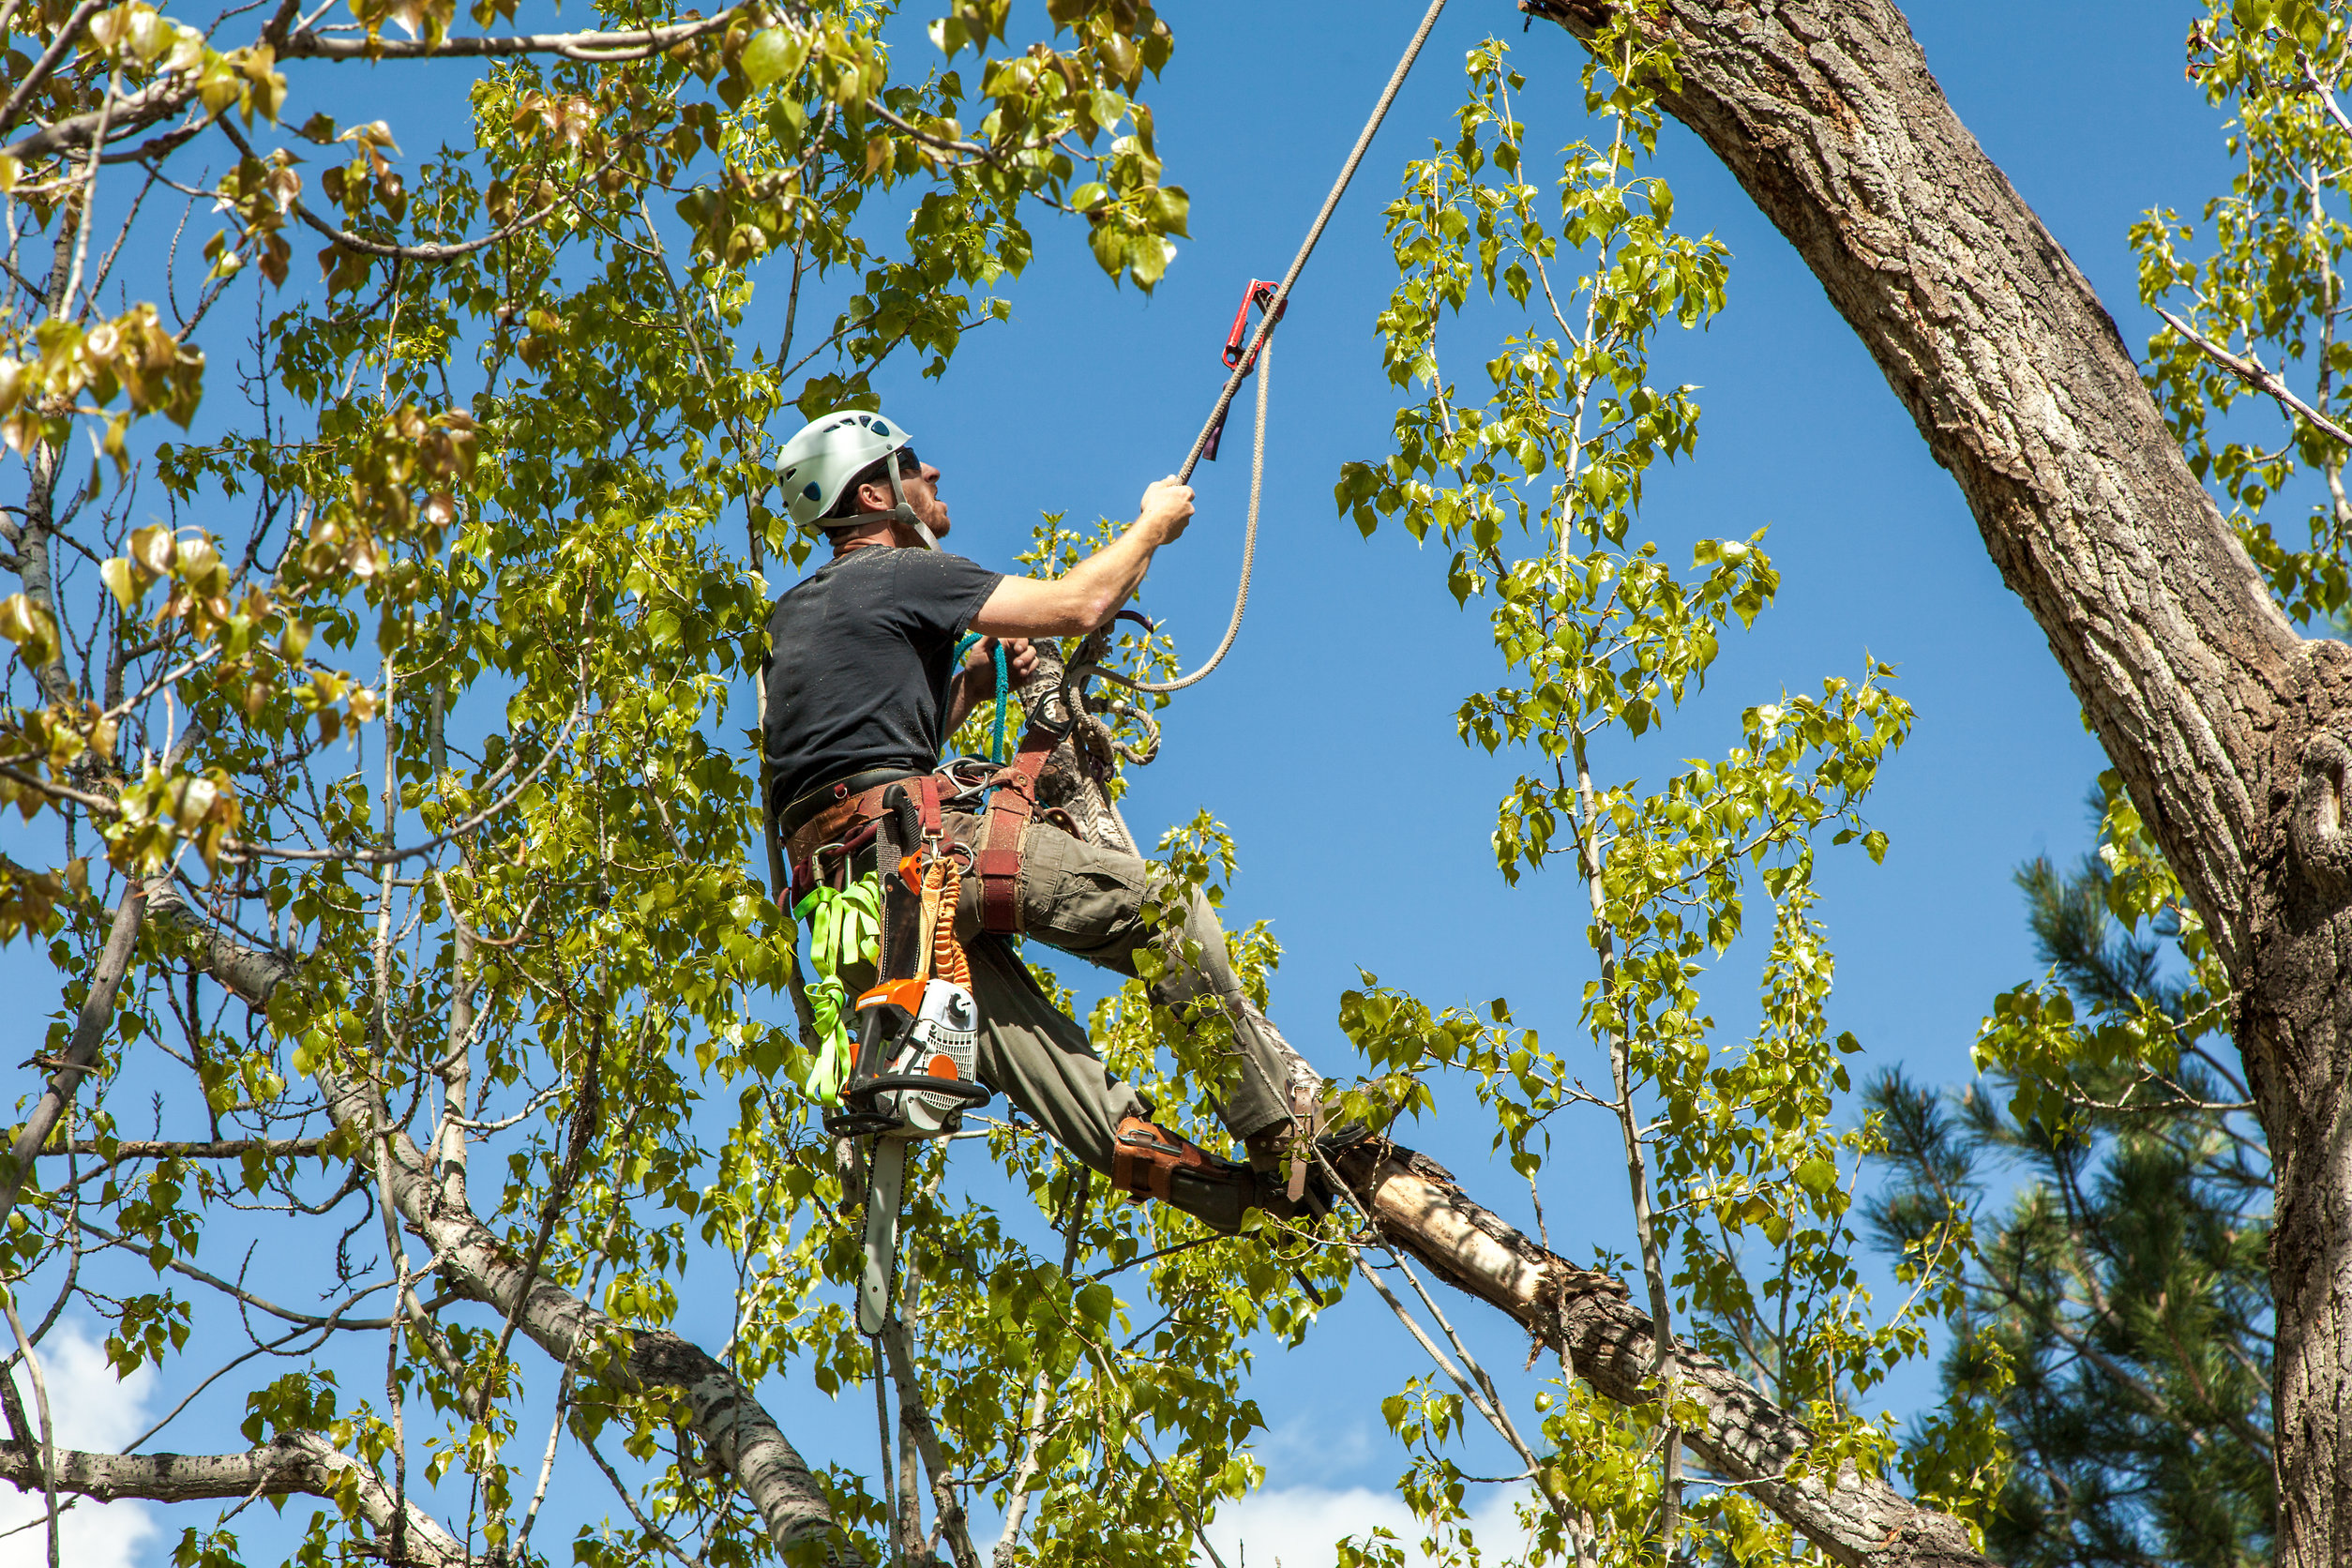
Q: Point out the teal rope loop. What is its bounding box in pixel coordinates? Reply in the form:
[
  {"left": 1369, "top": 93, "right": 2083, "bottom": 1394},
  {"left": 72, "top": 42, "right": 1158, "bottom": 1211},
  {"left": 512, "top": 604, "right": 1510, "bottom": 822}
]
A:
[
  {"left": 989, "top": 641, "right": 1008, "bottom": 763},
  {"left": 952, "top": 633, "right": 1012, "bottom": 764}
]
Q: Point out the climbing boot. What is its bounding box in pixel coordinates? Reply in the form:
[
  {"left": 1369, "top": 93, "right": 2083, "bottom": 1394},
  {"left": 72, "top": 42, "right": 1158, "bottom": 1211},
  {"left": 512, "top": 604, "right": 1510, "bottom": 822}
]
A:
[
  {"left": 1111, "top": 1115, "right": 1256, "bottom": 1235},
  {"left": 1243, "top": 1089, "right": 1370, "bottom": 1212}
]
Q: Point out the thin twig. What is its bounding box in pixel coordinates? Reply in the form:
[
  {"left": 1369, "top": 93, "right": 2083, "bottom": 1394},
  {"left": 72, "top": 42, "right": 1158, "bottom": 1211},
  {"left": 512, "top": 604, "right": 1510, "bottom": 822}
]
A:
[{"left": 2157, "top": 306, "right": 2352, "bottom": 447}]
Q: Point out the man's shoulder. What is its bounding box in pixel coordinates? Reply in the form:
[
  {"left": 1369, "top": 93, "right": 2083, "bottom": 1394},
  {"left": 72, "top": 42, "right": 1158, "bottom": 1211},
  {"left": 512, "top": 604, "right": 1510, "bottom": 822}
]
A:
[
  {"left": 775, "top": 547, "right": 1000, "bottom": 613},
  {"left": 775, "top": 547, "right": 889, "bottom": 603}
]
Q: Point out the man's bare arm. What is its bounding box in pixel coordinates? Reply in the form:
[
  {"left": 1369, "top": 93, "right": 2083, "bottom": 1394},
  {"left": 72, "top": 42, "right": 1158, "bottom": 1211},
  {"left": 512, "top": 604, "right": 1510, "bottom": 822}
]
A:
[{"left": 970, "top": 479, "right": 1194, "bottom": 638}]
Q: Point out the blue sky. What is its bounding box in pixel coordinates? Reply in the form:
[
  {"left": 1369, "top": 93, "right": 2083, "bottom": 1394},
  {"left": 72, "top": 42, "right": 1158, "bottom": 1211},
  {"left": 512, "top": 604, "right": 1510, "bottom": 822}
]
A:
[{"left": 5, "top": 2, "right": 2246, "bottom": 1563}]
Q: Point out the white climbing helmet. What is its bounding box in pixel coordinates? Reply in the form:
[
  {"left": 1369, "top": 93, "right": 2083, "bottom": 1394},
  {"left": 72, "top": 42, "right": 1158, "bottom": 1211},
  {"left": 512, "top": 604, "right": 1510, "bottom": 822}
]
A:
[{"left": 774, "top": 407, "right": 925, "bottom": 539}]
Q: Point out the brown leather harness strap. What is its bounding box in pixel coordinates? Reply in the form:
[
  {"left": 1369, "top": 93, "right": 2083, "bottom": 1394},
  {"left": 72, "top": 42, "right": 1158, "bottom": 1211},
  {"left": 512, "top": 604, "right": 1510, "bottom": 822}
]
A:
[
  {"left": 783, "top": 772, "right": 943, "bottom": 908},
  {"left": 784, "top": 734, "right": 1048, "bottom": 927},
  {"left": 974, "top": 723, "right": 1061, "bottom": 935}
]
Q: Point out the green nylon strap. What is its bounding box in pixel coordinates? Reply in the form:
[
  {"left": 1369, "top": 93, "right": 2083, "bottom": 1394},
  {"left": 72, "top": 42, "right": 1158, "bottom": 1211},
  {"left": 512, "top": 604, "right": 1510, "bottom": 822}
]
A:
[{"left": 792, "top": 873, "right": 882, "bottom": 1104}]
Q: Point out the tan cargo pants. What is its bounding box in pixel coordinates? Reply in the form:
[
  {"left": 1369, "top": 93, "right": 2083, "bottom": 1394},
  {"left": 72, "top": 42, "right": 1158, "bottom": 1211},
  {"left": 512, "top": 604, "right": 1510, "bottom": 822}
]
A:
[{"left": 836, "top": 810, "right": 1301, "bottom": 1228}]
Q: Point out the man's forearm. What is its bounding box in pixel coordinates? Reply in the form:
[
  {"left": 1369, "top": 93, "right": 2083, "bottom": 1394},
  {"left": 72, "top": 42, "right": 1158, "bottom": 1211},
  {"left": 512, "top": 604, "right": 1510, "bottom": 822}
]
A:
[
  {"left": 971, "top": 497, "right": 1187, "bottom": 640},
  {"left": 943, "top": 661, "right": 985, "bottom": 734},
  {"left": 1050, "top": 522, "right": 1160, "bottom": 628}
]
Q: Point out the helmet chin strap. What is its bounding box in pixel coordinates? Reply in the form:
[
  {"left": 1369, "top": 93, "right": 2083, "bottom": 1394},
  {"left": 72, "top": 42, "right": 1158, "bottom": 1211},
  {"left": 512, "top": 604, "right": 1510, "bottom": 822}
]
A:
[{"left": 885, "top": 462, "right": 937, "bottom": 550}]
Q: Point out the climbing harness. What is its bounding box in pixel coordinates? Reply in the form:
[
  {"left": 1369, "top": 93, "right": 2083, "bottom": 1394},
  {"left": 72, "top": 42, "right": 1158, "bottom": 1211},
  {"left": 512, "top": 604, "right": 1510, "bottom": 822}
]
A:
[{"left": 1064, "top": 0, "right": 1450, "bottom": 725}]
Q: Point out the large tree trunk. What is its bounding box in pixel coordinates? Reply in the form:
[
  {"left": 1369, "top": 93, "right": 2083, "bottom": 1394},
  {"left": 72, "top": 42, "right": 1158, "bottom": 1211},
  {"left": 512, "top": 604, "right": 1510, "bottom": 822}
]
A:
[{"left": 1518, "top": 0, "right": 2329, "bottom": 1560}]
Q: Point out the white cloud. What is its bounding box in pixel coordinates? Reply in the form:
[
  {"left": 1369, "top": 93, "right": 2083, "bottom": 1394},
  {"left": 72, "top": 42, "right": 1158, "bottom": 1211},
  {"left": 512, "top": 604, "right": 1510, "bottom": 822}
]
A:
[
  {"left": 0, "top": 1318, "right": 162, "bottom": 1568},
  {"left": 1252, "top": 1414, "right": 1379, "bottom": 1484},
  {"left": 1203, "top": 1483, "right": 1535, "bottom": 1568}
]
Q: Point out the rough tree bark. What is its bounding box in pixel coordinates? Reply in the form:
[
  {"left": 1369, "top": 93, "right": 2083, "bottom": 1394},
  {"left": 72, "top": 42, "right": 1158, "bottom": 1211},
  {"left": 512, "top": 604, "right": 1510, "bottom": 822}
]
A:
[{"left": 1505, "top": 0, "right": 2328, "bottom": 1561}]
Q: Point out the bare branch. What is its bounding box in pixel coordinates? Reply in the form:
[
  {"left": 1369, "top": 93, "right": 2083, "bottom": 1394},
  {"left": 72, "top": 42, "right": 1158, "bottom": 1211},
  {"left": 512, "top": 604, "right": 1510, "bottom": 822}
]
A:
[
  {"left": 0, "top": 0, "right": 109, "bottom": 145},
  {"left": 215, "top": 114, "right": 587, "bottom": 262},
  {"left": 276, "top": 6, "right": 746, "bottom": 61},
  {"left": 2156, "top": 306, "right": 2352, "bottom": 450},
  {"left": 0, "top": 884, "right": 145, "bottom": 1230},
  {"left": 0, "top": 1431, "right": 466, "bottom": 1565},
  {"left": 2, "top": 77, "right": 191, "bottom": 167},
  {"left": 38, "top": 1137, "right": 326, "bottom": 1159}
]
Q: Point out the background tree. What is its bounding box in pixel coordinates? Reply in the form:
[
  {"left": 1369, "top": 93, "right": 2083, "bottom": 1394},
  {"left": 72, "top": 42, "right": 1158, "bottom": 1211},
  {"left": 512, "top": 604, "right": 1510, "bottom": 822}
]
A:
[
  {"left": 1503, "top": 0, "right": 2352, "bottom": 1560},
  {"left": 1330, "top": 31, "right": 1941, "bottom": 1567},
  {"left": 1874, "top": 786, "right": 2272, "bottom": 1568}
]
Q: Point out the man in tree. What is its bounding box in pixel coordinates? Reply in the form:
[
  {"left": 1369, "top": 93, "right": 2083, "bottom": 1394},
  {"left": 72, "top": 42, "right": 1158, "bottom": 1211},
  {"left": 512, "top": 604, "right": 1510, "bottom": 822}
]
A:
[{"left": 761, "top": 408, "right": 1310, "bottom": 1232}]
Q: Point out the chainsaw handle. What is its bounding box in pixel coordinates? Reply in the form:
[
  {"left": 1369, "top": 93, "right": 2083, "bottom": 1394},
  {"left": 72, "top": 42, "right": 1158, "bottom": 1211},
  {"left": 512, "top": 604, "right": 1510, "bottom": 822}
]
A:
[{"left": 845, "top": 1074, "right": 992, "bottom": 1108}]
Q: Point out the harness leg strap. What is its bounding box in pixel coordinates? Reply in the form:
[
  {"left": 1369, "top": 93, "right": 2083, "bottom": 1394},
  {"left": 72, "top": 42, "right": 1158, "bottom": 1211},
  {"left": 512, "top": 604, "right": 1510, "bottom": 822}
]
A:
[{"left": 975, "top": 722, "right": 1061, "bottom": 934}]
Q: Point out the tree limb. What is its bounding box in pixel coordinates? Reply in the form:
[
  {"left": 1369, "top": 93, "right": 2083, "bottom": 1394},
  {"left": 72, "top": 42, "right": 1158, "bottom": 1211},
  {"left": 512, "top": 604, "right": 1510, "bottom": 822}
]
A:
[
  {"left": 0, "top": 1430, "right": 466, "bottom": 1565},
  {"left": 1, "top": 6, "right": 748, "bottom": 167},
  {"left": 275, "top": 7, "right": 745, "bottom": 62},
  {"left": 38, "top": 1137, "right": 325, "bottom": 1159},
  {"left": 1333, "top": 1140, "right": 1994, "bottom": 1568},
  {"left": 2155, "top": 306, "right": 2352, "bottom": 450},
  {"left": 0, "top": 883, "right": 145, "bottom": 1229},
  {"left": 140, "top": 884, "right": 851, "bottom": 1556}
]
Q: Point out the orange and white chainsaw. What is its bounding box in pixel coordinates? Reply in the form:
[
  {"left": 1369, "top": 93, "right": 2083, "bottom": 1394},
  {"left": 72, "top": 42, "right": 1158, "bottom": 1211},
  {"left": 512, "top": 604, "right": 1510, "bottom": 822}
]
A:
[{"left": 823, "top": 783, "right": 990, "bottom": 1338}]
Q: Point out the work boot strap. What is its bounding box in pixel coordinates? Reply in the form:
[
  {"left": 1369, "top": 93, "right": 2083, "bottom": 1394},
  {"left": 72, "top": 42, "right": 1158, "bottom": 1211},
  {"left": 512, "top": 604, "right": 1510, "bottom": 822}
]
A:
[
  {"left": 975, "top": 724, "right": 1059, "bottom": 934},
  {"left": 1287, "top": 1083, "right": 1331, "bottom": 1204},
  {"left": 1111, "top": 1116, "right": 1214, "bottom": 1203}
]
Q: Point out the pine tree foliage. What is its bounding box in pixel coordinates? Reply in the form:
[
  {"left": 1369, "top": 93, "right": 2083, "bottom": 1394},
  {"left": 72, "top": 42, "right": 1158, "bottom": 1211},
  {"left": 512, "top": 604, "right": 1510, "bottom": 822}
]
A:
[{"left": 1872, "top": 791, "right": 2273, "bottom": 1568}]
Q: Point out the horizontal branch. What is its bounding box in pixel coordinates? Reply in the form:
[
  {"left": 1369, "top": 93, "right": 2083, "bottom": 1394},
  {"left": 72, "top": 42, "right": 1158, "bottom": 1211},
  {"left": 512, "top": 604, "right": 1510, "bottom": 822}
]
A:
[
  {"left": 0, "top": 1430, "right": 465, "bottom": 1565},
  {"left": 215, "top": 114, "right": 581, "bottom": 263},
  {"left": 277, "top": 6, "right": 745, "bottom": 62},
  {"left": 4, "top": 689, "right": 581, "bottom": 868},
  {"left": 2, "top": 4, "right": 746, "bottom": 166},
  {"left": 39, "top": 1137, "right": 326, "bottom": 1159},
  {"left": 1, "top": 77, "right": 188, "bottom": 166}
]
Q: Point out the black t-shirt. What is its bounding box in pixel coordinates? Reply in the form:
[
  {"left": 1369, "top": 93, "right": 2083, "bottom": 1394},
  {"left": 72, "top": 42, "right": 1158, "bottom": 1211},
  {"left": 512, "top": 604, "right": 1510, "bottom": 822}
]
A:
[{"left": 761, "top": 547, "right": 1005, "bottom": 812}]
